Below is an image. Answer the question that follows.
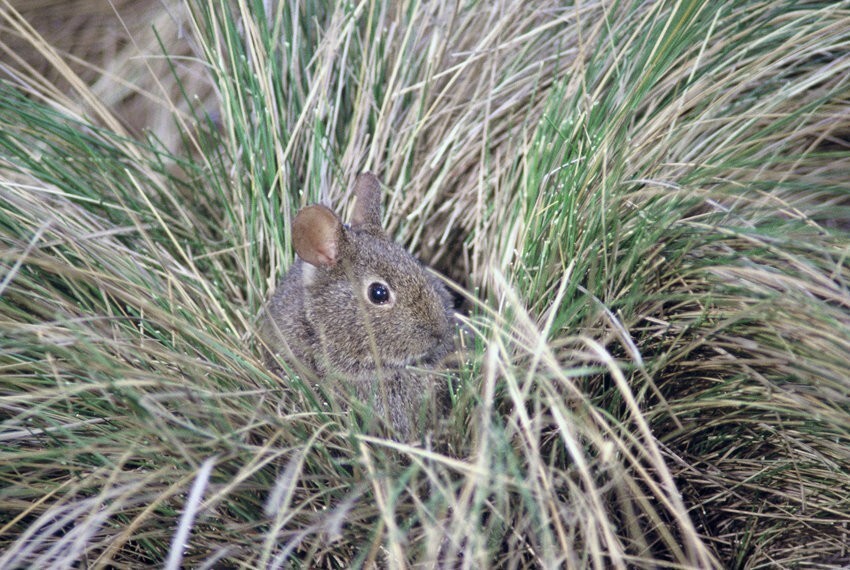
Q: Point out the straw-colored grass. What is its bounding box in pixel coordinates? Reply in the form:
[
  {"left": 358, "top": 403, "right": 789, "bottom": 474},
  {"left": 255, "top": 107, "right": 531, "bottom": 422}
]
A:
[{"left": 2, "top": 0, "right": 849, "bottom": 568}]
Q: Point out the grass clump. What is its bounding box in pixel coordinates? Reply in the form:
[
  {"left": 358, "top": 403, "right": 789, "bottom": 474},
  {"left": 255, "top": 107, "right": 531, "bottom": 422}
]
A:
[{"left": 2, "top": 0, "right": 850, "bottom": 568}]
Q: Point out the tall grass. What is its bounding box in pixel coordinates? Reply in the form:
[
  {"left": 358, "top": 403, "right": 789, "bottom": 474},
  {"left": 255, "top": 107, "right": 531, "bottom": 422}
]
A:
[{"left": 1, "top": 0, "right": 850, "bottom": 567}]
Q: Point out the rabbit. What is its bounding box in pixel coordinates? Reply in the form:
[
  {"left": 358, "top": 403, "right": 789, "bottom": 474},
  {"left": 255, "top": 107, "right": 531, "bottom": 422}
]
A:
[{"left": 261, "top": 172, "right": 457, "bottom": 440}]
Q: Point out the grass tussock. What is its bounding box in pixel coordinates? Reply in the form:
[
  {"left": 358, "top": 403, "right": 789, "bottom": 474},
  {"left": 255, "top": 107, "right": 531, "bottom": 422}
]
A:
[{"left": 1, "top": 0, "right": 850, "bottom": 568}]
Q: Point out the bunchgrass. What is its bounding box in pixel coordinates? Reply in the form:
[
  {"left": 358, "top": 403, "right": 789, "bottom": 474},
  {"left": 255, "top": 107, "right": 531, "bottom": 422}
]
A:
[{"left": 2, "top": 0, "right": 850, "bottom": 567}]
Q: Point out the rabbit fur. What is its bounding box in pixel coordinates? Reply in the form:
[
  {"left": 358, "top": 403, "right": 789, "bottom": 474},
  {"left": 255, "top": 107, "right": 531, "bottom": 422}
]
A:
[{"left": 261, "top": 172, "right": 457, "bottom": 440}]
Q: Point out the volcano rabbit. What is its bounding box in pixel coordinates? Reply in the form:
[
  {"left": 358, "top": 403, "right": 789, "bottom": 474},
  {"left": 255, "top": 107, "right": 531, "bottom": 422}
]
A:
[{"left": 261, "top": 173, "right": 457, "bottom": 440}]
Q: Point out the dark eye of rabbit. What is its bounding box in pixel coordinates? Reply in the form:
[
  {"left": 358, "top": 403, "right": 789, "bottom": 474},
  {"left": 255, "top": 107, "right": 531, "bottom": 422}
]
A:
[{"left": 367, "top": 282, "right": 391, "bottom": 305}]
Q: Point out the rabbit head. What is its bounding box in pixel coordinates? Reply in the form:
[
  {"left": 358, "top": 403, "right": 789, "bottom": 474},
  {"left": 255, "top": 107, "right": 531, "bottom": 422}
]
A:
[{"left": 280, "top": 173, "right": 455, "bottom": 377}]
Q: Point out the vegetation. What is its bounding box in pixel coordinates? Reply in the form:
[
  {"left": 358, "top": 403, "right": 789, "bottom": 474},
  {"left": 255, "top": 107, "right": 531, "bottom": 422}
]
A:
[{"left": 1, "top": 0, "right": 849, "bottom": 567}]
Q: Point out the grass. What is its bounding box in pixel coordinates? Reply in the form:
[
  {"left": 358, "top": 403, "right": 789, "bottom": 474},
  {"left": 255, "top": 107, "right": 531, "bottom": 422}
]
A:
[{"left": 2, "top": 0, "right": 850, "bottom": 567}]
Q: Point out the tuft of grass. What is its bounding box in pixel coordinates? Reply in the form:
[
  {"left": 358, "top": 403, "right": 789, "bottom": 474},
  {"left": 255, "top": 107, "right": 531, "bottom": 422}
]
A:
[{"left": 1, "top": 0, "right": 850, "bottom": 568}]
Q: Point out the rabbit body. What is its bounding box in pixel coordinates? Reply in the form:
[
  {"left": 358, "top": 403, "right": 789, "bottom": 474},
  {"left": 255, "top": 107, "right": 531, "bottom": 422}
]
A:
[{"left": 262, "top": 173, "right": 456, "bottom": 440}]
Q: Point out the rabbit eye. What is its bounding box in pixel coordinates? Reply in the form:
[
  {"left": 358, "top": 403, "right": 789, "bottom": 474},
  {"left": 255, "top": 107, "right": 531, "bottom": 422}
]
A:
[{"left": 366, "top": 282, "right": 391, "bottom": 305}]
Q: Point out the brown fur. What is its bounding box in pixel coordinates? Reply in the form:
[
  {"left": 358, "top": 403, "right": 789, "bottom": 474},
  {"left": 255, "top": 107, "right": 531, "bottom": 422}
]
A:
[{"left": 261, "top": 173, "right": 456, "bottom": 440}]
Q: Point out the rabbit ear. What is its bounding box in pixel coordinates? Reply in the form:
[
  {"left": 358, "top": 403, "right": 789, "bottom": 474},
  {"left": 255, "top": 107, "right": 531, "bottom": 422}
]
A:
[
  {"left": 350, "top": 172, "right": 383, "bottom": 230},
  {"left": 292, "top": 205, "right": 342, "bottom": 266}
]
